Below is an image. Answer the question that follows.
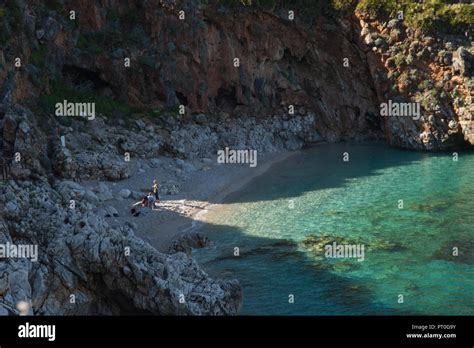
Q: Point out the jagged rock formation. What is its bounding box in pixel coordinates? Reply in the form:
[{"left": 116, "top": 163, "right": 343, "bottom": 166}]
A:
[
  {"left": 169, "top": 232, "right": 211, "bottom": 256},
  {"left": 3, "top": 0, "right": 472, "bottom": 151},
  {"left": 357, "top": 13, "right": 473, "bottom": 150},
  {"left": 0, "top": 178, "right": 242, "bottom": 315},
  {"left": 0, "top": 0, "right": 472, "bottom": 316},
  {"left": 2, "top": 0, "right": 384, "bottom": 144}
]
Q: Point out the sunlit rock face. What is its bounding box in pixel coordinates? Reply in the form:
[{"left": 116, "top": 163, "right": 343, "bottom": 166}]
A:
[
  {"left": 356, "top": 13, "right": 473, "bottom": 150},
  {"left": 0, "top": 0, "right": 472, "bottom": 316},
  {"left": 3, "top": 1, "right": 472, "bottom": 150}
]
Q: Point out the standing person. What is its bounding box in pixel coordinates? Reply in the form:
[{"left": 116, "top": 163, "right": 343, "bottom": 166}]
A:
[{"left": 152, "top": 179, "right": 160, "bottom": 202}]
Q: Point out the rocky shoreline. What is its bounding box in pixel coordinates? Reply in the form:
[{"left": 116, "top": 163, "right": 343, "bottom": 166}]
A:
[
  {"left": 0, "top": 166, "right": 245, "bottom": 315},
  {"left": 0, "top": 0, "right": 472, "bottom": 316},
  {"left": 0, "top": 106, "right": 317, "bottom": 315}
]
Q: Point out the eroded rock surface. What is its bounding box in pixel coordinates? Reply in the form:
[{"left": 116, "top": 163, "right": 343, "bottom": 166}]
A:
[
  {"left": 0, "top": 0, "right": 472, "bottom": 316},
  {"left": 0, "top": 179, "right": 242, "bottom": 315}
]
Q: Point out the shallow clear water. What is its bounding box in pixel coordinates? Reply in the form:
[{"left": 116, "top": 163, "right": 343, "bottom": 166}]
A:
[{"left": 193, "top": 144, "right": 474, "bottom": 315}]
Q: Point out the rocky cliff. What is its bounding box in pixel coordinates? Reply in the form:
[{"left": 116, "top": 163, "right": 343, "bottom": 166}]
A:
[
  {"left": 0, "top": 0, "right": 472, "bottom": 315},
  {"left": 0, "top": 179, "right": 242, "bottom": 315},
  {"left": 357, "top": 11, "right": 473, "bottom": 149}
]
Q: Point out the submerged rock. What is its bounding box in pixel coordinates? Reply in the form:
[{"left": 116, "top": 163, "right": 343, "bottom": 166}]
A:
[
  {"left": 168, "top": 232, "right": 211, "bottom": 256},
  {"left": 432, "top": 240, "right": 474, "bottom": 265},
  {"left": 301, "top": 233, "right": 404, "bottom": 256},
  {"left": 209, "top": 240, "right": 297, "bottom": 264}
]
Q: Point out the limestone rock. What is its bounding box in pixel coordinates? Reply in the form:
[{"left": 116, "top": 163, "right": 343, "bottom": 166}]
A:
[
  {"left": 169, "top": 232, "right": 211, "bottom": 256},
  {"left": 94, "top": 182, "right": 114, "bottom": 201},
  {"left": 43, "top": 17, "right": 61, "bottom": 41},
  {"left": 103, "top": 206, "right": 119, "bottom": 217},
  {"left": 453, "top": 47, "right": 474, "bottom": 77},
  {"left": 118, "top": 189, "right": 131, "bottom": 198},
  {"left": 149, "top": 158, "right": 162, "bottom": 168},
  {"left": 161, "top": 181, "right": 180, "bottom": 195},
  {"left": 0, "top": 182, "right": 242, "bottom": 316}
]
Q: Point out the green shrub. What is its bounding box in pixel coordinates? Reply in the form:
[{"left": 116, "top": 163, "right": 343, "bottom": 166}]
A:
[
  {"left": 418, "top": 80, "right": 434, "bottom": 91},
  {"left": 37, "top": 81, "right": 164, "bottom": 125},
  {"left": 44, "top": 0, "right": 64, "bottom": 13},
  {"left": 220, "top": 0, "right": 332, "bottom": 18},
  {"left": 356, "top": 0, "right": 400, "bottom": 18},
  {"left": 38, "top": 82, "right": 148, "bottom": 118},
  {"left": 409, "top": 68, "right": 421, "bottom": 81},
  {"left": 77, "top": 31, "right": 123, "bottom": 54},
  {"left": 393, "top": 53, "right": 406, "bottom": 68},
  {"left": 107, "top": 9, "right": 120, "bottom": 22},
  {"left": 435, "top": 3, "right": 474, "bottom": 33},
  {"left": 388, "top": 70, "right": 400, "bottom": 80},
  {"left": 357, "top": 0, "right": 473, "bottom": 34},
  {"left": 0, "top": 19, "right": 8, "bottom": 45},
  {"left": 221, "top": 0, "right": 472, "bottom": 31},
  {"left": 139, "top": 54, "right": 156, "bottom": 69},
  {"left": 0, "top": 0, "right": 23, "bottom": 42},
  {"left": 30, "top": 45, "right": 48, "bottom": 69},
  {"left": 6, "top": 0, "right": 22, "bottom": 30},
  {"left": 220, "top": 0, "right": 275, "bottom": 9},
  {"left": 1, "top": 1, "right": 25, "bottom": 45},
  {"left": 398, "top": 71, "right": 410, "bottom": 86},
  {"left": 332, "top": 0, "right": 357, "bottom": 12},
  {"left": 121, "top": 11, "right": 139, "bottom": 27},
  {"left": 127, "top": 25, "right": 150, "bottom": 47},
  {"left": 77, "top": 34, "right": 103, "bottom": 54}
]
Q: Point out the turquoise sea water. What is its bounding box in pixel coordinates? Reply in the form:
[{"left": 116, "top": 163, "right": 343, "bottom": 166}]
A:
[{"left": 193, "top": 144, "right": 474, "bottom": 315}]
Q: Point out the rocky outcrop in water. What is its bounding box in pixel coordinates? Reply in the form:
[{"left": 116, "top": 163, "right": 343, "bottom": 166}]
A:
[
  {"left": 301, "top": 233, "right": 405, "bottom": 255},
  {"left": 169, "top": 232, "right": 211, "bottom": 256},
  {"left": 432, "top": 239, "right": 474, "bottom": 265}
]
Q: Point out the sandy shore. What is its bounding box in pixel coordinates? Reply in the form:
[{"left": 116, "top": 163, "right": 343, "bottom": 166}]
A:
[{"left": 84, "top": 150, "right": 297, "bottom": 252}]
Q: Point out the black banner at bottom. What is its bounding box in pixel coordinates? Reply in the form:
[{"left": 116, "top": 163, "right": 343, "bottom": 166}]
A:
[{"left": 0, "top": 316, "right": 473, "bottom": 346}]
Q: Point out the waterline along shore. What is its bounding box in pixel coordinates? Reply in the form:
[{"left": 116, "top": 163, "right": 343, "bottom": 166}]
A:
[
  {"left": 194, "top": 144, "right": 474, "bottom": 316},
  {"left": 83, "top": 150, "right": 298, "bottom": 253}
]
